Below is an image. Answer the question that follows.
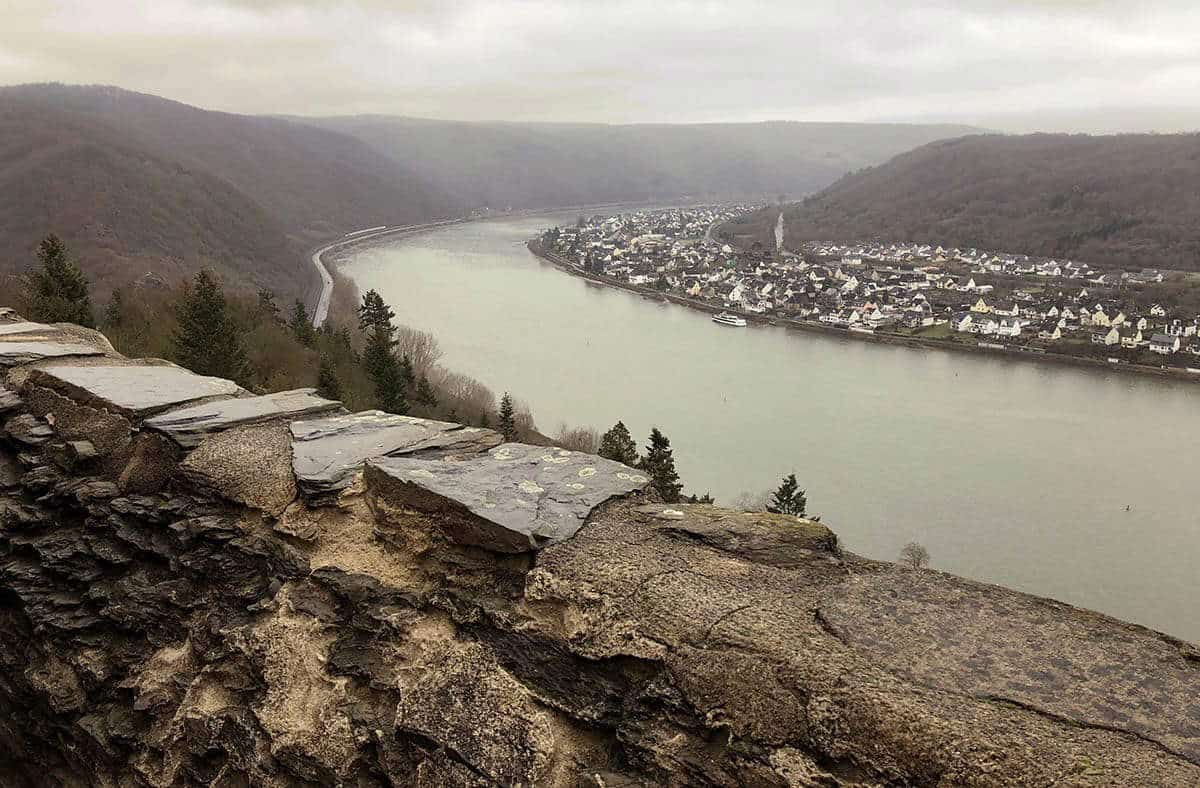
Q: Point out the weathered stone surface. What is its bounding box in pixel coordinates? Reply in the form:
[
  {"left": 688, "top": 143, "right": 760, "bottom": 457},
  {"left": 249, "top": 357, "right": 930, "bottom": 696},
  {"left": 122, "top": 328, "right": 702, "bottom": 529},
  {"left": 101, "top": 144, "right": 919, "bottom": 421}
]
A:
[
  {"left": 65, "top": 441, "right": 97, "bottom": 462},
  {"left": 179, "top": 421, "right": 298, "bottom": 515},
  {"left": 27, "top": 362, "right": 243, "bottom": 418},
  {"left": 0, "top": 447, "right": 19, "bottom": 489},
  {"left": 526, "top": 502, "right": 1200, "bottom": 785},
  {"left": 4, "top": 414, "right": 53, "bottom": 446},
  {"left": 395, "top": 641, "right": 556, "bottom": 784},
  {"left": 0, "top": 310, "right": 1198, "bottom": 787},
  {"left": 145, "top": 388, "right": 343, "bottom": 448},
  {"left": 0, "top": 385, "right": 21, "bottom": 414},
  {"left": 290, "top": 410, "right": 501, "bottom": 501},
  {"left": 818, "top": 566, "right": 1200, "bottom": 765},
  {"left": 0, "top": 340, "right": 105, "bottom": 367},
  {"left": 368, "top": 443, "right": 649, "bottom": 552},
  {"left": 0, "top": 321, "right": 55, "bottom": 337}
]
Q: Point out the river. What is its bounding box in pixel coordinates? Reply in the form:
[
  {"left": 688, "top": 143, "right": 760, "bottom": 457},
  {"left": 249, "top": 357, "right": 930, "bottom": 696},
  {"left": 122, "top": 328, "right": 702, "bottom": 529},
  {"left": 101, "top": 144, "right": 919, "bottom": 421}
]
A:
[{"left": 340, "top": 212, "right": 1200, "bottom": 641}]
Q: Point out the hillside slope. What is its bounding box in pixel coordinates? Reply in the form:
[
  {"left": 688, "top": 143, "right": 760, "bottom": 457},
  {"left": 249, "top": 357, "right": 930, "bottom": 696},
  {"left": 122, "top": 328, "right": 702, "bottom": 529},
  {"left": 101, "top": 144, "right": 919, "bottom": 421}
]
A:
[
  {"left": 764, "top": 133, "right": 1200, "bottom": 271},
  {"left": 0, "top": 85, "right": 458, "bottom": 301},
  {"left": 306, "top": 116, "right": 981, "bottom": 210}
]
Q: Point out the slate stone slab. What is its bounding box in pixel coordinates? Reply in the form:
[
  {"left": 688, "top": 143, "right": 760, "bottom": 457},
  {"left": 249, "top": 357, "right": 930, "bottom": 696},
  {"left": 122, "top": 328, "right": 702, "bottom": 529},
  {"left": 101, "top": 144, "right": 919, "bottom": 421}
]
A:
[
  {"left": 0, "top": 321, "right": 55, "bottom": 337},
  {"left": 0, "top": 341, "right": 105, "bottom": 367},
  {"left": 5, "top": 414, "right": 53, "bottom": 446},
  {"left": 28, "top": 363, "right": 242, "bottom": 418},
  {"left": 145, "top": 388, "right": 343, "bottom": 448},
  {"left": 290, "top": 410, "right": 501, "bottom": 501},
  {"left": 0, "top": 385, "right": 20, "bottom": 414},
  {"left": 367, "top": 443, "right": 649, "bottom": 552}
]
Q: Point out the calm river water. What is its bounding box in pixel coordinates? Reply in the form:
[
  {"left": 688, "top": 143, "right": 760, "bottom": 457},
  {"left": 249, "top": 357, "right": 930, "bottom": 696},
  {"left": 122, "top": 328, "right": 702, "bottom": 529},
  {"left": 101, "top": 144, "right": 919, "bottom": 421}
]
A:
[{"left": 342, "top": 213, "right": 1200, "bottom": 641}]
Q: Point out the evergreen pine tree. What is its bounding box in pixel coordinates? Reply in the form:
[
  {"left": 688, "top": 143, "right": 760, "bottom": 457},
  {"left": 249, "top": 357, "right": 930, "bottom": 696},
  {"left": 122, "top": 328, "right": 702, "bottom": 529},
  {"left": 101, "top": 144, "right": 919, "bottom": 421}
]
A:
[
  {"left": 357, "top": 291, "right": 407, "bottom": 414},
  {"left": 767, "top": 473, "right": 807, "bottom": 517},
  {"left": 416, "top": 374, "right": 437, "bottom": 407},
  {"left": 173, "top": 269, "right": 251, "bottom": 384},
  {"left": 290, "top": 300, "right": 316, "bottom": 346},
  {"left": 103, "top": 289, "right": 125, "bottom": 328},
  {"left": 498, "top": 393, "right": 517, "bottom": 440},
  {"left": 257, "top": 288, "right": 281, "bottom": 323},
  {"left": 24, "top": 234, "right": 95, "bottom": 327},
  {"left": 363, "top": 330, "right": 407, "bottom": 414},
  {"left": 479, "top": 412, "right": 490, "bottom": 429},
  {"left": 357, "top": 289, "right": 395, "bottom": 332},
  {"left": 597, "top": 421, "right": 639, "bottom": 466},
  {"left": 316, "top": 355, "right": 342, "bottom": 401},
  {"left": 639, "top": 428, "right": 683, "bottom": 503}
]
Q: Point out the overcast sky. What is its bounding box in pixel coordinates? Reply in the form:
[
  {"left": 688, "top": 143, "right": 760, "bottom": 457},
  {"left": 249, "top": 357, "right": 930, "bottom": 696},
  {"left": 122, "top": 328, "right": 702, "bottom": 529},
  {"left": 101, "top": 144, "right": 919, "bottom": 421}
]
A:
[{"left": 2, "top": 0, "right": 1199, "bottom": 131}]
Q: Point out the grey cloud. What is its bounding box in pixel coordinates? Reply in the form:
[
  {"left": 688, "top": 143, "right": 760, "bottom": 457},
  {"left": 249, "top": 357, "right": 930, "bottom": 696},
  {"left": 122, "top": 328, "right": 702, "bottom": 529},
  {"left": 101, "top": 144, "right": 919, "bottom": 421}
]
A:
[{"left": 0, "top": 0, "right": 1197, "bottom": 130}]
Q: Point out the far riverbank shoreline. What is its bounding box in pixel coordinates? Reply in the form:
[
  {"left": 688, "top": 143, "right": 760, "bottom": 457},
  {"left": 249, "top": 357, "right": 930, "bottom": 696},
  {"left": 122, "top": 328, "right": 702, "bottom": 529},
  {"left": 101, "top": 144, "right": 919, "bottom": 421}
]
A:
[
  {"left": 526, "top": 240, "right": 1200, "bottom": 386},
  {"left": 313, "top": 200, "right": 705, "bottom": 325}
]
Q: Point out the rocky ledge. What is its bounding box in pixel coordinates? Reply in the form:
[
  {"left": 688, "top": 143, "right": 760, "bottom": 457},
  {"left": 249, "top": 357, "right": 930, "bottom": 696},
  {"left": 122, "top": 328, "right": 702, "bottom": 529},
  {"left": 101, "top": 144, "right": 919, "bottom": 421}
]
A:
[{"left": 1, "top": 312, "right": 1198, "bottom": 787}]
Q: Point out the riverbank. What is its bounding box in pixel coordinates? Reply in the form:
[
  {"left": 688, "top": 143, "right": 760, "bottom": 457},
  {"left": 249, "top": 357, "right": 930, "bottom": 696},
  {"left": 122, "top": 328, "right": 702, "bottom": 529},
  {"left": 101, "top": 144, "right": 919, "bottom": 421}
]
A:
[
  {"left": 527, "top": 239, "right": 1200, "bottom": 385},
  {"left": 310, "top": 200, "right": 705, "bottom": 327}
]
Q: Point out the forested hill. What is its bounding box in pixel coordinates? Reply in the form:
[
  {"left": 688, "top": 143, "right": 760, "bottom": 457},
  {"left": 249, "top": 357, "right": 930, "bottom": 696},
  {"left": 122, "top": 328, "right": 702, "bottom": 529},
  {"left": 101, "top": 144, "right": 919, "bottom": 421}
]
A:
[
  {"left": 302, "top": 116, "right": 981, "bottom": 211},
  {"left": 767, "top": 133, "right": 1200, "bottom": 271},
  {"left": 0, "top": 83, "right": 977, "bottom": 302},
  {"left": 0, "top": 84, "right": 457, "bottom": 301}
]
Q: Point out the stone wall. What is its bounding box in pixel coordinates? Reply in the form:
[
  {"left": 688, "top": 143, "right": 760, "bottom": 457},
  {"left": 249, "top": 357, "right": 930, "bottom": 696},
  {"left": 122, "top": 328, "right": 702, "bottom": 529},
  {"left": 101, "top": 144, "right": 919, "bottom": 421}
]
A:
[{"left": 1, "top": 309, "right": 1198, "bottom": 786}]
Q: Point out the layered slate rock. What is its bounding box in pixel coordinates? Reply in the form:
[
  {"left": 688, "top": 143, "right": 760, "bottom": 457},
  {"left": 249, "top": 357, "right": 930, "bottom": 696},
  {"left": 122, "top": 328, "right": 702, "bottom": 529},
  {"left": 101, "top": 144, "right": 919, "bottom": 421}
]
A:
[
  {"left": 144, "top": 388, "right": 343, "bottom": 448},
  {"left": 2, "top": 309, "right": 1200, "bottom": 787},
  {"left": 0, "top": 340, "right": 105, "bottom": 367},
  {"left": 367, "top": 443, "right": 649, "bottom": 552},
  {"left": 0, "top": 321, "right": 56, "bottom": 337},
  {"left": 290, "top": 410, "right": 501, "bottom": 502},
  {"left": 26, "top": 362, "right": 243, "bottom": 419},
  {"left": 0, "top": 384, "right": 20, "bottom": 414}
]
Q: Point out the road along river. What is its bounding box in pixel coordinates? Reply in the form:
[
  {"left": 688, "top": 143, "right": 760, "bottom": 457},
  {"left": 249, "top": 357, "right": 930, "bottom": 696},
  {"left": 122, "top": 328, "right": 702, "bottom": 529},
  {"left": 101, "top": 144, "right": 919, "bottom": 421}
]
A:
[{"left": 340, "top": 211, "right": 1200, "bottom": 641}]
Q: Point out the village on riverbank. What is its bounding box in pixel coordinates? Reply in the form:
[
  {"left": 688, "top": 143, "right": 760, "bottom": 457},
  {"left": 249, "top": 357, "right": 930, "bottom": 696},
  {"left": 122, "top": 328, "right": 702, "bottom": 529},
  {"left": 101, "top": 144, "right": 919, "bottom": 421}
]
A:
[{"left": 534, "top": 206, "right": 1200, "bottom": 373}]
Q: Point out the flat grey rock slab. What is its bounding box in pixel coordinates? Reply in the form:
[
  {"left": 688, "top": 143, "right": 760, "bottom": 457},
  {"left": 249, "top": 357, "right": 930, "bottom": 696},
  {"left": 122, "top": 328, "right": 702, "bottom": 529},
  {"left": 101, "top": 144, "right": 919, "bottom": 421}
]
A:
[
  {"left": 368, "top": 443, "right": 649, "bottom": 552},
  {"left": 290, "top": 410, "right": 501, "bottom": 500},
  {"left": 0, "top": 321, "right": 56, "bottom": 337},
  {"left": 28, "top": 363, "right": 243, "bottom": 418},
  {"left": 0, "top": 341, "right": 105, "bottom": 367},
  {"left": 145, "top": 388, "right": 343, "bottom": 448}
]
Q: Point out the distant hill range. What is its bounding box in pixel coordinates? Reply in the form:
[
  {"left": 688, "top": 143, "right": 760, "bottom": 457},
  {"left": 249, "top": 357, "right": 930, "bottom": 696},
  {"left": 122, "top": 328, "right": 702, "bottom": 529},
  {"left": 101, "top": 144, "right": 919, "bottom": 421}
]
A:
[
  {"left": 302, "top": 116, "right": 980, "bottom": 213},
  {"left": 0, "top": 84, "right": 456, "bottom": 303},
  {"left": 741, "top": 133, "right": 1200, "bottom": 272},
  {"left": 0, "top": 83, "right": 977, "bottom": 301}
]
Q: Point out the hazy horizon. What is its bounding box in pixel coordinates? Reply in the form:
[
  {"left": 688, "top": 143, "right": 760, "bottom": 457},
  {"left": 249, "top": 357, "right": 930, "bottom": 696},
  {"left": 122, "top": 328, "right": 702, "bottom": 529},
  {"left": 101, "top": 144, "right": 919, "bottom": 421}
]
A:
[{"left": 2, "top": 1, "right": 1199, "bottom": 133}]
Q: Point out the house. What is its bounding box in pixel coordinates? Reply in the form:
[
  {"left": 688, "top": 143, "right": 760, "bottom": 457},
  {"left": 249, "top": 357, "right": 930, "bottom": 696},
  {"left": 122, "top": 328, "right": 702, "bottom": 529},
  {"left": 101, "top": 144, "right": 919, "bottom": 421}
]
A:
[
  {"left": 1165, "top": 319, "right": 1198, "bottom": 338},
  {"left": 971, "top": 315, "right": 1000, "bottom": 335},
  {"left": 1090, "top": 304, "right": 1125, "bottom": 327},
  {"left": 952, "top": 312, "right": 973, "bottom": 332},
  {"left": 969, "top": 298, "right": 992, "bottom": 314},
  {"left": 1118, "top": 327, "right": 1144, "bottom": 349},
  {"left": 1150, "top": 304, "right": 1167, "bottom": 317},
  {"left": 995, "top": 318, "right": 1022, "bottom": 338},
  {"left": 992, "top": 301, "right": 1019, "bottom": 317},
  {"left": 1093, "top": 327, "right": 1120, "bottom": 346},
  {"left": 1150, "top": 334, "right": 1181, "bottom": 354},
  {"left": 1037, "top": 320, "right": 1062, "bottom": 341}
]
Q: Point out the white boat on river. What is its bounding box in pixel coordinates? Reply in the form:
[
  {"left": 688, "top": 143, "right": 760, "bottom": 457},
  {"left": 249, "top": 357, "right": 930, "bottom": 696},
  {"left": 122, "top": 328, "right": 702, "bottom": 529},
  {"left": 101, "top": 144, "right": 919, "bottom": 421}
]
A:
[{"left": 712, "top": 311, "right": 748, "bottom": 327}]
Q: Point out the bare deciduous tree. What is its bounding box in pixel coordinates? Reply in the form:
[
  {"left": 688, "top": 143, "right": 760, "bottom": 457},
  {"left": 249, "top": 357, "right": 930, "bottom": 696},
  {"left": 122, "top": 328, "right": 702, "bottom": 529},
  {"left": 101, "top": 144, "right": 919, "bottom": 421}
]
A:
[
  {"left": 393, "top": 326, "right": 442, "bottom": 373},
  {"left": 730, "top": 490, "right": 772, "bottom": 513},
  {"left": 555, "top": 424, "right": 599, "bottom": 453},
  {"left": 899, "top": 541, "right": 931, "bottom": 569}
]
